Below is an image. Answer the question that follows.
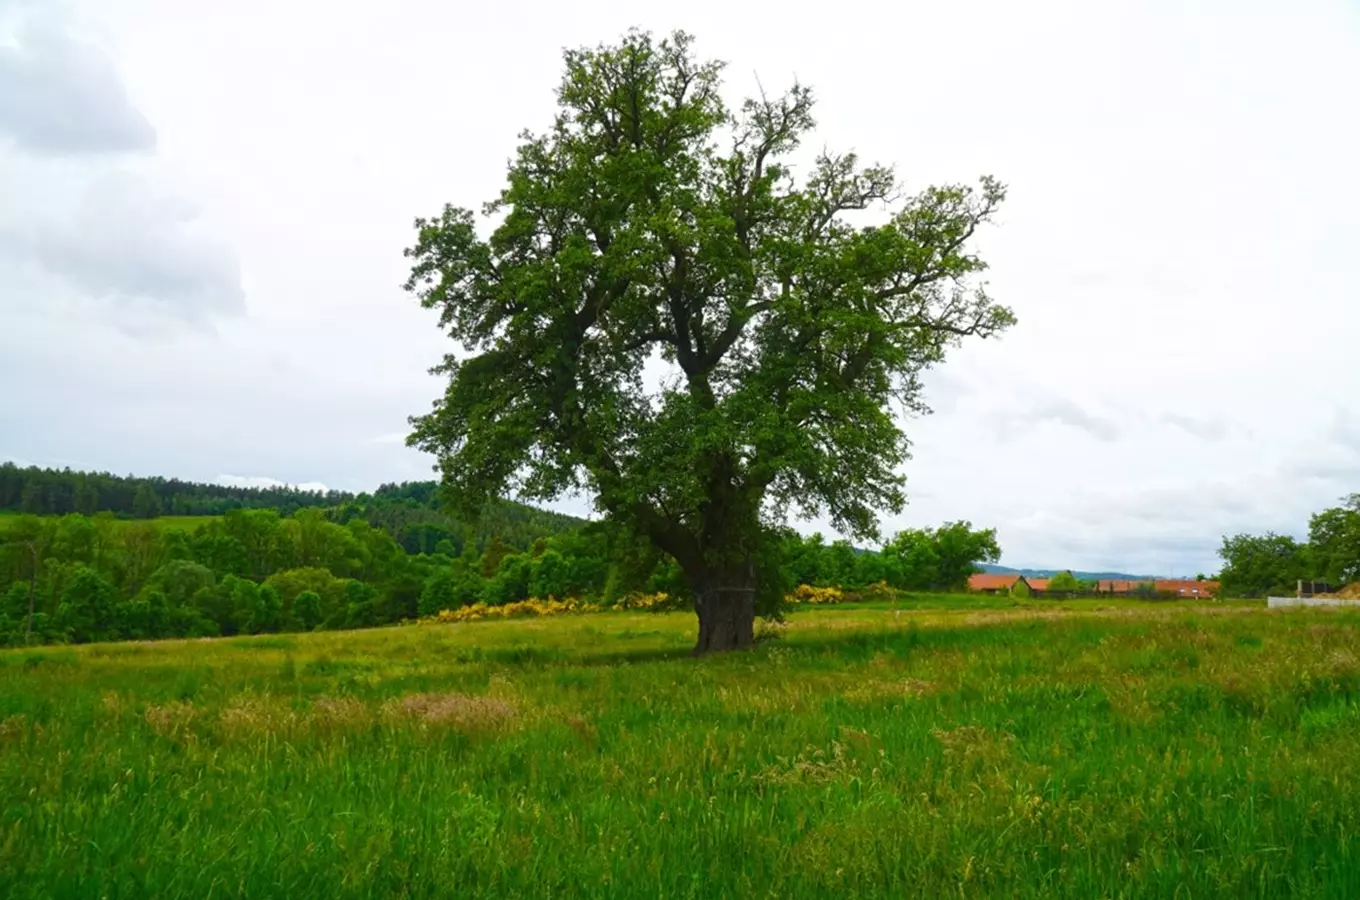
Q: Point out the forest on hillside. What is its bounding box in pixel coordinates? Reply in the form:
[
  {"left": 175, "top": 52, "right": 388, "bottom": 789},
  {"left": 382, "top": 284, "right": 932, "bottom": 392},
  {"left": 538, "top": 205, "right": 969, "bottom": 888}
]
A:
[
  {"left": 0, "top": 465, "right": 1001, "bottom": 648},
  {"left": 0, "top": 462, "right": 587, "bottom": 554}
]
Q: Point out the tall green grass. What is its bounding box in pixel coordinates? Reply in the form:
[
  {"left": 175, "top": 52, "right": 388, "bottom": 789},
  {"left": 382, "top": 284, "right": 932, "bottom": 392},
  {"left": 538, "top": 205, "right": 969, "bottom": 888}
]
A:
[{"left": 1, "top": 601, "right": 1357, "bottom": 898}]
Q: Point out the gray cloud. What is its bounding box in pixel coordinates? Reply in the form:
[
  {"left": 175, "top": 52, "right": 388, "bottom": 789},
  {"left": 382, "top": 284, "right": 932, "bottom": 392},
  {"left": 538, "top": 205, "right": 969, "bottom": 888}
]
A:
[
  {"left": 1288, "top": 460, "right": 1360, "bottom": 484},
  {"left": 997, "top": 476, "right": 1313, "bottom": 575},
  {"left": 0, "top": 4, "right": 239, "bottom": 325},
  {"left": 15, "top": 172, "right": 246, "bottom": 322},
  {"left": 1329, "top": 409, "right": 1360, "bottom": 449},
  {"left": 1159, "top": 412, "right": 1229, "bottom": 441},
  {"left": 0, "top": 8, "right": 156, "bottom": 155},
  {"left": 1030, "top": 399, "right": 1121, "bottom": 442}
]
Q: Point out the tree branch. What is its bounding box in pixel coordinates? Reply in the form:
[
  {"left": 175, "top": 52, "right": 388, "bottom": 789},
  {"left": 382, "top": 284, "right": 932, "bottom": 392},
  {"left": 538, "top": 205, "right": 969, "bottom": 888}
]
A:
[
  {"left": 700, "top": 299, "right": 774, "bottom": 370},
  {"left": 621, "top": 329, "right": 678, "bottom": 353}
]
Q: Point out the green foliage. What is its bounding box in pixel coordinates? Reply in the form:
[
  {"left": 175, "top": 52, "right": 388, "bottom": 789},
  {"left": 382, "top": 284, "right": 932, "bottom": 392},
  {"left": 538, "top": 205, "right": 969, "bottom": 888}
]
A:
[
  {"left": 1217, "top": 533, "right": 1310, "bottom": 598},
  {"left": 0, "top": 461, "right": 346, "bottom": 518},
  {"left": 1308, "top": 494, "right": 1360, "bottom": 586},
  {"left": 1216, "top": 494, "right": 1360, "bottom": 597},
  {"left": 481, "top": 554, "right": 533, "bottom": 607},
  {"left": 56, "top": 566, "right": 119, "bottom": 643},
  {"left": 403, "top": 29, "right": 1013, "bottom": 628},
  {"left": 131, "top": 484, "right": 163, "bottom": 519},
  {"left": 263, "top": 568, "right": 348, "bottom": 630},
  {"left": 529, "top": 549, "right": 572, "bottom": 599},
  {"left": 785, "top": 522, "right": 1000, "bottom": 593},
  {"left": 293, "top": 591, "right": 322, "bottom": 631},
  {"left": 142, "top": 560, "right": 217, "bottom": 608},
  {"left": 244, "top": 586, "right": 284, "bottom": 635},
  {"left": 1046, "top": 571, "right": 1080, "bottom": 593},
  {"left": 2, "top": 472, "right": 1009, "bottom": 647}
]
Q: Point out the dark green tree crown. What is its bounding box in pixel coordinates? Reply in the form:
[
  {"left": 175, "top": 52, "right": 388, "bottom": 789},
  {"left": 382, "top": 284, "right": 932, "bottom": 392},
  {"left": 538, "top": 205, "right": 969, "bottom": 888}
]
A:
[{"left": 405, "top": 30, "right": 1014, "bottom": 570}]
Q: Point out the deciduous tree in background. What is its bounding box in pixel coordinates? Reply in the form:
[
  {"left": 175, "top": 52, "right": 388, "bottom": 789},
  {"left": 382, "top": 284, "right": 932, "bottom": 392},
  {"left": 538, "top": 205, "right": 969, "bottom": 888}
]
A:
[
  {"left": 1045, "top": 571, "right": 1080, "bottom": 594},
  {"left": 404, "top": 30, "right": 1015, "bottom": 652},
  {"left": 1217, "top": 532, "right": 1309, "bottom": 598},
  {"left": 1308, "top": 494, "right": 1360, "bottom": 587},
  {"left": 131, "top": 484, "right": 163, "bottom": 520}
]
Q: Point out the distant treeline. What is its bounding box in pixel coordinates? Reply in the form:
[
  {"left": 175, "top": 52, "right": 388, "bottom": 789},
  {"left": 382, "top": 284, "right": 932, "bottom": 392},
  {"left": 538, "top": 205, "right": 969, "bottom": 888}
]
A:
[
  {"left": 0, "top": 463, "right": 1004, "bottom": 648},
  {"left": 1, "top": 462, "right": 349, "bottom": 518},
  {"left": 0, "top": 462, "right": 587, "bottom": 556}
]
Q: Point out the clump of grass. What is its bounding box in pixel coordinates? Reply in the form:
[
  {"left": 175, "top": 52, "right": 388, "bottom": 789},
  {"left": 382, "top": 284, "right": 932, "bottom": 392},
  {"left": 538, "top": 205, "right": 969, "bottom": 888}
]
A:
[
  {"left": 309, "top": 695, "right": 370, "bottom": 730},
  {"left": 143, "top": 700, "right": 196, "bottom": 738}
]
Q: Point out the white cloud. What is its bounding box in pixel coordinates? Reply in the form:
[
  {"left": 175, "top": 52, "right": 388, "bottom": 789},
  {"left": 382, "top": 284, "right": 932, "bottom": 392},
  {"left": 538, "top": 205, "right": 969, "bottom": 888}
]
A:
[{"left": 1, "top": 0, "right": 1357, "bottom": 576}]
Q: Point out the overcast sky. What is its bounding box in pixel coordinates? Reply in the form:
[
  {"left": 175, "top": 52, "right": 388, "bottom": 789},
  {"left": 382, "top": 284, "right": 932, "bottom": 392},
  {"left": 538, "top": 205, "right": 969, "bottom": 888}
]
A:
[{"left": 2, "top": 0, "right": 1357, "bottom": 576}]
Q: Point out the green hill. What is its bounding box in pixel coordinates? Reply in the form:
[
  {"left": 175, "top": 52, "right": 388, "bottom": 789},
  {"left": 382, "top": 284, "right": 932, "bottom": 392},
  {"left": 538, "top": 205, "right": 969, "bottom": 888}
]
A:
[{"left": 0, "top": 462, "right": 588, "bottom": 554}]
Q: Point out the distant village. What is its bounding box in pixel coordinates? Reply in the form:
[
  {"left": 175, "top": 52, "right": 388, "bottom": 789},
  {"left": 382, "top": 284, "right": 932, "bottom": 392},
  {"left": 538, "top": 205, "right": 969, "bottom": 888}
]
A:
[{"left": 968, "top": 573, "right": 1220, "bottom": 598}]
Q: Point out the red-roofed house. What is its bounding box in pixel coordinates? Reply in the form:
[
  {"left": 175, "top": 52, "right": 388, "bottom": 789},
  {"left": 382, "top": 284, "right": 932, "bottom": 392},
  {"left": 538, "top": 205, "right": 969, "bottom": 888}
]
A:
[
  {"left": 968, "top": 573, "right": 1026, "bottom": 594},
  {"left": 1027, "top": 577, "right": 1051, "bottom": 593},
  {"left": 1154, "top": 579, "right": 1219, "bottom": 598},
  {"left": 1097, "top": 580, "right": 1152, "bottom": 594}
]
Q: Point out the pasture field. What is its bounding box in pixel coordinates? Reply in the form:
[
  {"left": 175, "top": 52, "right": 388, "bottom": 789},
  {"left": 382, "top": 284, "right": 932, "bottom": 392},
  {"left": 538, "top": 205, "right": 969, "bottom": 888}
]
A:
[
  {"left": 0, "top": 511, "right": 220, "bottom": 534},
  {"left": 1, "top": 597, "right": 1358, "bottom": 898}
]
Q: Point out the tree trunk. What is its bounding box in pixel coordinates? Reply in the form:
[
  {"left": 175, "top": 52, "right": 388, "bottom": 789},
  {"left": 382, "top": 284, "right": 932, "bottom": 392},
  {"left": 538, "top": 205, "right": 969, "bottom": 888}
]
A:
[{"left": 691, "top": 564, "right": 756, "bottom": 654}]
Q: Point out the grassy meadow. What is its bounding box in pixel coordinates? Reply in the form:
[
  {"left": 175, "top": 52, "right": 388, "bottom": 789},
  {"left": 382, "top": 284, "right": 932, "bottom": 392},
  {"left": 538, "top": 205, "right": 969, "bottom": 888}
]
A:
[{"left": 2, "top": 596, "right": 1359, "bottom": 898}]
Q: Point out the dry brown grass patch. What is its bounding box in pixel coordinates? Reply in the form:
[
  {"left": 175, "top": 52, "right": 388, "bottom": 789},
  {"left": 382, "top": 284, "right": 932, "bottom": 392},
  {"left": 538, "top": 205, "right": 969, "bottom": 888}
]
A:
[
  {"left": 756, "top": 741, "right": 862, "bottom": 785},
  {"left": 845, "top": 676, "right": 939, "bottom": 705},
  {"left": 0, "top": 714, "right": 26, "bottom": 743},
  {"left": 145, "top": 701, "right": 197, "bottom": 738},
  {"left": 380, "top": 692, "right": 518, "bottom": 729},
  {"left": 217, "top": 695, "right": 297, "bottom": 739},
  {"left": 932, "top": 725, "right": 1016, "bottom": 763},
  {"left": 99, "top": 691, "right": 123, "bottom": 719},
  {"left": 310, "top": 696, "right": 372, "bottom": 730}
]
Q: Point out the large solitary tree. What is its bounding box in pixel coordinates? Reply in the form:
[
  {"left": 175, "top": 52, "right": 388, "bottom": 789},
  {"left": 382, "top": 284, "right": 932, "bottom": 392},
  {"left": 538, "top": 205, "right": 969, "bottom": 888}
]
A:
[{"left": 404, "top": 30, "right": 1015, "bottom": 652}]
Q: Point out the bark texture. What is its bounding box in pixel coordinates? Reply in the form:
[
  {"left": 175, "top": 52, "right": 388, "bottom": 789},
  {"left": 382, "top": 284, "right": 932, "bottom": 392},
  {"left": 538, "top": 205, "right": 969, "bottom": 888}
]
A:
[{"left": 691, "top": 566, "right": 756, "bottom": 654}]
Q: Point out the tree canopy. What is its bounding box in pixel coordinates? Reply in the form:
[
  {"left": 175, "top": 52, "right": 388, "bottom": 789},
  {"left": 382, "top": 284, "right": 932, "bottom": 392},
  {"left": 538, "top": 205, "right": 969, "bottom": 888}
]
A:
[
  {"left": 1215, "top": 494, "right": 1360, "bottom": 598},
  {"left": 1045, "top": 571, "right": 1080, "bottom": 593},
  {"left": 1307, "top": 494, "right": 1360, "bottom": 587},
  {"left": 1217, "top": 532, "right": 1310, "bottom": 598},
  {"left": 404, "top": 30, "right": 1014, "bottom": 650}
]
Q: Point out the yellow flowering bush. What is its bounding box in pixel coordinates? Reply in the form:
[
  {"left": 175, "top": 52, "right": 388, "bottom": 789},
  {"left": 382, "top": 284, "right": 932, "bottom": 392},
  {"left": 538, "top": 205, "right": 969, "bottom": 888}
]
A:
[
  {"left": 420, "top": 580, "right": 891, "bottom": 625},
  {"left": 420, "top": 596, "right": 600, "bottom": 624},
  {"left": 786, "top": 584, "right": 846, "bottom": 605},
  {"left": 786, "top": 581, "right": 896, "bottom": 605},
  {"left": 853, "top": 580, "right": 896, "bottom": 603},
  {"left": 613, "top": 591, "right": 687, "bottom": 612}
]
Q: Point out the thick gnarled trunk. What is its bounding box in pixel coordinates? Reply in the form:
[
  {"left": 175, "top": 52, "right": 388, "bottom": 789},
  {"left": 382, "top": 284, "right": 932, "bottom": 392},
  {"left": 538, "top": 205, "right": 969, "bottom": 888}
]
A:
[{"left": 691, "top": 565, "right": 756, "bottom": 654}]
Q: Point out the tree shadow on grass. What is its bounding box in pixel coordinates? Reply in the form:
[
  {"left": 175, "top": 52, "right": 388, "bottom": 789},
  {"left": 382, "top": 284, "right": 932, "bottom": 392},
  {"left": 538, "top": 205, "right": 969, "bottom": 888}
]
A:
[{"left": 456, "top": 610, "right": 1106, "bottom": 672}]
